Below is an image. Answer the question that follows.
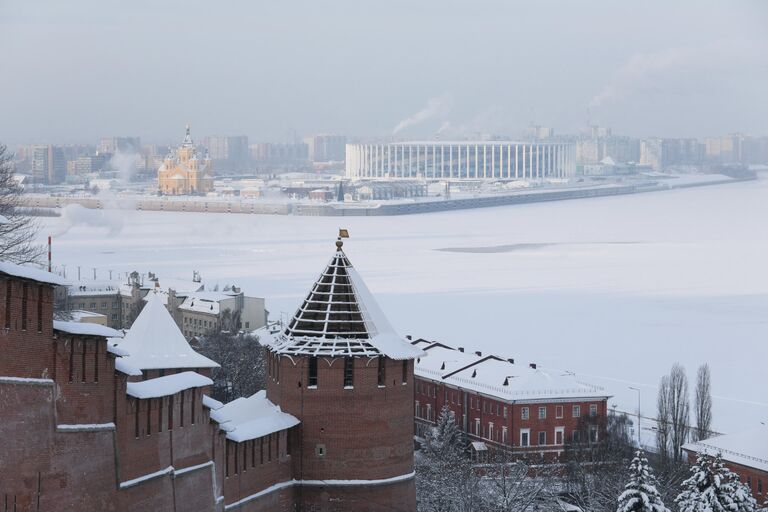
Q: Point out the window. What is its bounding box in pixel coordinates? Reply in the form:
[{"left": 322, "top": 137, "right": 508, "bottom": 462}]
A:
[
  {"left": 474, "top": 418, "right": 480, "bottom": 435},
  {"left": 556, "top": 405, "right": 563, "bottom": 419},
  {"left": 589, "top": 404, "right": 598, "bottom": 417},
  {"left": 426, "top": 404, "right": 432, "bottom": 422},
  {"left": 377, "top": 356, "right": 385, "bottom": 386},
  {"left": 538, "top": 406, "right": 546, "bottom": 420},
  {"left": 90, "top": 302, "right": 96, "bottom": 308},
  {"left": 520, "top": 429, "right": 530, "bottom": 447},
  {"left": 415, "top": 401, "right": 420, "bottom": 418},
  {"left": 555, "top": 427, "right": 564, "bottom": 445},
  {"left": 502, "top": 426, "right": 508, "bottom": 444},
  {"left": 757, "top": 478, "right": 762, "bottom": 494},
  {"left": 496, "top": 404, "right": 500, "bottom": 416},
  {"left": 503, "top": 406, "right": 508, "bottom": 419},
  {"left": 343, "top": 357, "right": 354, "bottom": 387},
  {"left": 573, "top": 405, "right": 581, "bottom": 418},
  {"left": 180, "top": 390, "right": 185, "bottom": 427},
  {"left": 589, "top": 425, "right": 598, "bottom": 443},
  {"left": 521, "top": 407, "right": 529, "bottom": 420},
  {"left": 538, "top": 431, "right": 546, "bottom": 445},
  {"left": 572, "top": 430, "right": 581, "bottom": 443},
  {"left": 402, "top": 360, "right": 408, "bottom": 384},
  {"left": 308, "top": 356, "right": 318, "bottom": 387},
  {"left": 488, "top": 423, "right": 494, "bottom": 440},
  {"left": 101, "top": 302, "right": 107, "bottom": 308}
]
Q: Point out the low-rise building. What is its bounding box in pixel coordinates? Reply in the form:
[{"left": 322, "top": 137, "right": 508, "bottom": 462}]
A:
[
  {"left": 411, "top": 339, "right": 610, "bottom": 459},
  {"left": 683, "top": 426, "right": 768, "bottom": 501},
  {"left": 67, "top": 271, "right": 266, "bottom": 336}
]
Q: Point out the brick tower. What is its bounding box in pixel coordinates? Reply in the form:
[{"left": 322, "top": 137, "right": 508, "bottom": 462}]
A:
[{"left": 262, "top": 235, "right": 425, "bottom": 511}]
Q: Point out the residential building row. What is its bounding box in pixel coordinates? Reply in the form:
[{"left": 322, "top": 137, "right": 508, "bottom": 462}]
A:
[{"left": 411, "top": 339, "right": 610, "bottom": 459}]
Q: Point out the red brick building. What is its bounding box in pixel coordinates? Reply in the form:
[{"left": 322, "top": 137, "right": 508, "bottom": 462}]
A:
[
  {"left": 411, "top": 340, "right": 610, "bottom": 459},
  {"left": 0, "top": 238, "right": 423, "bottom": 511},
  {"left": 683, "top": 427, "right": 768, "bottom": 503}
]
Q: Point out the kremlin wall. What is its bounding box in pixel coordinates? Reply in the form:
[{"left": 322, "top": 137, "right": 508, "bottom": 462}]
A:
[{"left": 0, "top": 239, "right": 422, "bottom": 511}]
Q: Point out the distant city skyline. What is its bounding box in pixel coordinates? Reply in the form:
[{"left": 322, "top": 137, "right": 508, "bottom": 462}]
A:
[{"left": 1, "top": 1, "right": 767, "bottom": 148}]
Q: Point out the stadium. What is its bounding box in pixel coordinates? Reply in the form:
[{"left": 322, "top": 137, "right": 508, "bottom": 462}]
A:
[{"left": 346, "top": 141, "right": 576, "bottom": 180}]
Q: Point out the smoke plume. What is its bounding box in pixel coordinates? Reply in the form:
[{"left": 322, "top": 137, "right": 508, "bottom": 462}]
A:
[{"left": 392, "top": 93, "right": 453, "bottom": 134}]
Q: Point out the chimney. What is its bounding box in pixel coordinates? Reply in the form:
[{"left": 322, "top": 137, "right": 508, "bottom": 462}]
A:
[
  {"left": 507, "top": 358, "right": 515, "bottom": 364},
  {"left": 529, "top": 363, "right": 537, "bottom": 370},
  {"left": 471, "top": 369, "right": 477, "bottom": 378},
  {"left": 503, "top": 377, "right": 509, "bottom": 386},
  {"left": 406, "top": 335, "right": 412, "bottom": 340},
  {"left": 474, "top": 351, "right": 482, "bottom": 357},
  {"left": 458, "top": 347, "right": 464, "bottom": 352}
]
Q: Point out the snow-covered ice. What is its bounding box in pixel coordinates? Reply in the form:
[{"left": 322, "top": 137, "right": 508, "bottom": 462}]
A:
[{"left": 40, "top": 175, "right": 768, "bottom": 438}]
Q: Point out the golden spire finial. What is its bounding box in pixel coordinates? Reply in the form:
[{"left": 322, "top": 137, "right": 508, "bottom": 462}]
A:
[{"left": 336, "top": 228, "right": 349, "bottom": 250}]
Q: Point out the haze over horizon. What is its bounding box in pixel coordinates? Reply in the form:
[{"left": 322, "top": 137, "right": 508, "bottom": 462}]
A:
[{"left": 1, "top": 0, "right": 767, "bottom": 146}]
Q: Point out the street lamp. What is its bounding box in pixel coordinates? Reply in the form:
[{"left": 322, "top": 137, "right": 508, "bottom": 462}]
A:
[{"left": 628, "top": 387, "right": 641, "bottom": 448}]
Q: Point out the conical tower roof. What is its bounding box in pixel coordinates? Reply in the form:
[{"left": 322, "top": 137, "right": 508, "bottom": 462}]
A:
[
  {"left": 114, "top": 292, "right": 219, "bottom": 370},
  {"left": 260, "top": 239, "right": 425, "bottom": 360}
]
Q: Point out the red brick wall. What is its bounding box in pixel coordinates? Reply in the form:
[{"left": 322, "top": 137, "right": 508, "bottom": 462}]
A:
[
  {"left": 0, "top": 277, "right": 55, "bottom": 379},
  {"left": 54, "top": 333, "right": 116, "bottom": 425},
  {"left": 0, "top": 380, "right": 55, "bottom": 511},
  {"left": 298, "top": 478, "right": 417, "bottom": 512},
  {"left": 268, "top": 354, "right": 415, "bottom": 483},
  {"left": 221, "top": 431, "right": 295, "bottom": 509}
]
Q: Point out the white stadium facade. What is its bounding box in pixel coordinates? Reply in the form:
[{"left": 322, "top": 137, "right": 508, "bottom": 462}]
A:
[{"left": 345, "top": 141, "right": 576, "bottom": 180}]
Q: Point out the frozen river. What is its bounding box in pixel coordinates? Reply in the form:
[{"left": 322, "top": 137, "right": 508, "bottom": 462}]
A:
[{"left": 40, "top": 176, "right": 768, "bottom": 440}]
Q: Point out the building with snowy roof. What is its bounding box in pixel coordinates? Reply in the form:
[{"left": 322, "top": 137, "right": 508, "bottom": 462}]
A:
[
  {"left": 683, "top": 426, "right": 768, "bottom": 500},
  {"left": 411, "top": 339, "right": 610, "bottom": 459},
  {"left": 66, "top": 270, "right": 266, "bottom": 335}
]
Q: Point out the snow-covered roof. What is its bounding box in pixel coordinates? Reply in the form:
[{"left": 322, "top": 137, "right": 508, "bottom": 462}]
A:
[
  {"left": 210, "top": 390, "right": 300, "bottom": 442},
  {"left": 202, "top": 394, "right": 224, "bottom": 410},
  {"left": 112, "top": 292, "right": 219, "bottom": 370},
  {"left": 115, "top": 358, "right": 142, "bottom": 376},
  {"left": 415, "top": 342, "right": 608, "bottom": 402},
  {"left": 177, "top": 292, "right": 236, "bottom": 314},
  {"left": 126, "top": 371, "right": 213, "bottom": 399},
  {"left": 259, "top": 240, "right": 425, "bottom": 360},
  {"left": 68, "top": 281, "right": 121, "bottom": 296},
  {"left": 53, "top": 320, "right": 123, "bottom": 338},
  {"left": 69, "top": 310, "right": 107, "bottom": 321},
  {"left": 683, "top": 425, "right": 768, "bottom": 473},
  {"left": 0, "top": 261, "right": 68, "bottom": 286}
]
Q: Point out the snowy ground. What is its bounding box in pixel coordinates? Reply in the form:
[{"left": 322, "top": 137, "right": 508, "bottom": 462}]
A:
[{"left": 39, "top": 175, "right": 768, "bottom": 442}]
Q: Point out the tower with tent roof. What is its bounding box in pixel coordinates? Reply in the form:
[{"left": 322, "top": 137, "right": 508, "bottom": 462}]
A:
[{"left": 260, "top": 232, "right": 425, "bottom": 510}]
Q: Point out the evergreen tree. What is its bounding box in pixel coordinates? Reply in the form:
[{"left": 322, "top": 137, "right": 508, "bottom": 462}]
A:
[
  {"left": 617, "top": 450, "right": 670, "bottom": 512},
  {"left": 424, "top": 405, "right": 465, "bottom": 461},
  {"left": 676, "top": 452, "right": 757, "bottom": 512}
]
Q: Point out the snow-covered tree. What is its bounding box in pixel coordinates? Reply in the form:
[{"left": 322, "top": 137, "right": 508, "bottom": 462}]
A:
[
  {"left": 675, "top": 452, "right": 757, "bottom": 512},
  {"left": 416, "top": 406, "right": 480, "bottom": 512},
  {"left": 616, "top": 450, "right": 669, "bottom": 512},
  {"left": 424, "top": 405, "right": 465, "bottom": 461}
]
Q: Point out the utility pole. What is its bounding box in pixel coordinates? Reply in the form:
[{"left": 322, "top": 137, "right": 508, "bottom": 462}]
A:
[{"left": 629, "top": 386, "right": 641, "bottom": 448}]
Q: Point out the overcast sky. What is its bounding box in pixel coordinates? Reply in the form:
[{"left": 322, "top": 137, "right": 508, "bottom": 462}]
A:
[{"left": 1, "top": 0, "right": 766, "bottom": 146}]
